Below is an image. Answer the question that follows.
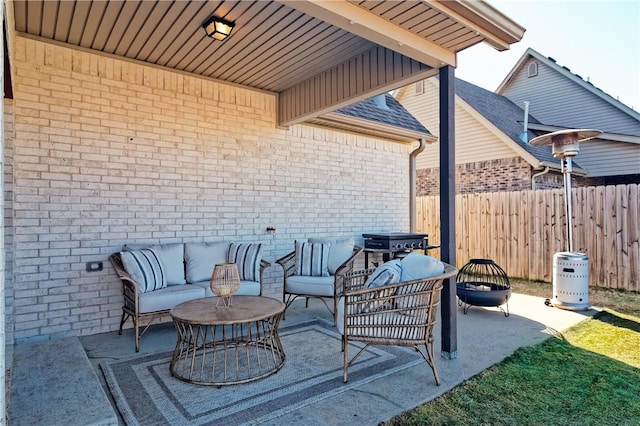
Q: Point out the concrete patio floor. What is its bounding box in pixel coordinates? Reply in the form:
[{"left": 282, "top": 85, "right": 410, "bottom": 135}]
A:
[{"left": 11, "top": 292, "right": 594, "bottom": 425}]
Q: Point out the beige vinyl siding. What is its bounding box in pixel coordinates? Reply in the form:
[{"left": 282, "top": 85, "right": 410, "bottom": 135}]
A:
[
  {"left": 578, "top": 140, "right": 640, "bottom": 177},
  {"left": 502, "top": 57, "right": 640, "bottom": 135},
  {"left": 398, "top": 78, "right": 517, "bottom": 170}
]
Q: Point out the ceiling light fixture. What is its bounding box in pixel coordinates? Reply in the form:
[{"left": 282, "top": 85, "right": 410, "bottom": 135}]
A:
[{"left": 202, "top": 16, "right": 235, "bottom": 41}]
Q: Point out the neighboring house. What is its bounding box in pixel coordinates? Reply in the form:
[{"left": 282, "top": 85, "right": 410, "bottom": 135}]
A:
[
  {"left": 498, "top": 48, "right": 640, "bottom": 186},
  {"left": 396, "top": 76, "right": 572, "bottom": 195},
  {"left": 396, "top": 48, "right": 640, "bottom": 195}
]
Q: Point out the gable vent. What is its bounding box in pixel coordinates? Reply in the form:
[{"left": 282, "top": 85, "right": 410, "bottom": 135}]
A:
[
  {"left": 415, "top": 80, "right": 424, "bottom": 94},
  {"left": 528, "top": 62, "right": 538, "bottom": 77}
]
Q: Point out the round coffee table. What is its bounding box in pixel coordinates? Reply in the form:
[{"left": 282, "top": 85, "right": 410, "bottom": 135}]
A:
[{"left": 169, "top": 296, "right": 285, "bottom": 386}]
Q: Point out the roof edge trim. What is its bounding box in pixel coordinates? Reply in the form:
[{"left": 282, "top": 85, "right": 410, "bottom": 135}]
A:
[{"left": 429, "top": 0, "right": 526, "bottom": 51}]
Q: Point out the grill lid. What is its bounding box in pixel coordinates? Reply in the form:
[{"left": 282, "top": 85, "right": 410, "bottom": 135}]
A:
[{"left": 362, "top": 232, "right": 427, "bottom": 240}]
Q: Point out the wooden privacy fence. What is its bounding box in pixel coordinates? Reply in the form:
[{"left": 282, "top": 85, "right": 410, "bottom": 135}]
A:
[{"left": 417, "top": 184, "right": 639, "bottom": 291}]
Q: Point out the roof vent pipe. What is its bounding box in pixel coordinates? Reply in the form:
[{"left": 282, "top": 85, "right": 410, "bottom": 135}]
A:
[
  {"left": 373, "top": 94, "right": 391, "bottom": 110},
  {"left": 520, "top": 101, "right": 530, "bottom": 143}
]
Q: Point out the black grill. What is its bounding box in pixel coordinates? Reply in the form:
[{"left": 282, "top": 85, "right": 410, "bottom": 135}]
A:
[
  {"left": 362, "top": 232, "right": 436, "bottom": 267},
  {"left": 363, "top": 232, "right": 428, "bottom": 251}
]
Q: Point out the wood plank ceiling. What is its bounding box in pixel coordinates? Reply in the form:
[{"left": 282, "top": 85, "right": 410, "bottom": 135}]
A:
[{"left": 11, "top": 0, "right": 525, "bottom": 126}]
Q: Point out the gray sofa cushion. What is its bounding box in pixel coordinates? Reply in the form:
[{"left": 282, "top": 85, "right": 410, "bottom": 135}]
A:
[
  {"left": 151, "top": 243, "right": 185, "bottom": 285},
  {"left": 138, "top": 284, "right": 206, "bottom": 313},
  {"left": 184, "top": 241, "right": 230, "bottom": 283}
]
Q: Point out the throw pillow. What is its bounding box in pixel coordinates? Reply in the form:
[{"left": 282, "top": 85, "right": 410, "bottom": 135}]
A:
[
  {"left": 228, "top": 243, "right": 263, "bottom": 282},
  {"left": 120, "top": 248, "right": 167, "bottom": 293},
  {"left": 295, "top": 241, "right": 330, "bottom": 277},
  {"left": 124, "top": 243, "right": 186, "bottom": 285},
  {"left": 361, "top": 260, "right": 402, "bottom": 312},
  {"left": 400, "top": 252, "right": 445, "bottom": 282},
  {"left": 365, "top": 259, "right": 402, "bottom": 288},
  {"left": 308, "top": 237, "right": 355, "bottom": 275}
]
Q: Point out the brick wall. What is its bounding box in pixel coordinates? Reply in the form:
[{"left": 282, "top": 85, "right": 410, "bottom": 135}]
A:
[
  {"left": 8, "top": 37, "right": 411, "bottom": 343},
  {"left": 4, "top": 101, "right": 14, "bottom": 350},
  {"left": 417, "top": 156, "right": 606, "bottom": 195},
  {"left": 417, "top": 157, "right": 541, "bottom": 195}
]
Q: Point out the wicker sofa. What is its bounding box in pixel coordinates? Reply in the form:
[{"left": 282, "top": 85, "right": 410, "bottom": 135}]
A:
[
  {"left": 110, "top": 241, "right": 269, "bottom": 351},
  {"left": 338, "top": 258, "right": 458, "bottom": 384},
  {"left": 276, "top": 238, "right": 362, "bottom": 324}
]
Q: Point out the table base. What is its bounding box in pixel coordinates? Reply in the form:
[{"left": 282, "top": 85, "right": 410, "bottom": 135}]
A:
[{"left": 170, "top": 315, "right": 285, "bottom": 386}]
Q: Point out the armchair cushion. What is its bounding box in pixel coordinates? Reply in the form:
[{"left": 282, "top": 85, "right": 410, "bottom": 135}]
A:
[
  {"left": 228, "top": 243, "right": 262, "bottom": 281},
  {"left": 400, "top": 253, "right": 445, "bottom": 281},
  {"left": 308, "top": 237, "right": 355, "bottom": 274},
  {"left": 285, "top": 275, "right": 334, "bottom": 297},
  {"left": 295, "top": 241, "right": 330, "bottom": 277},
  {"left": 120, "top": 248, "right": 167, "bottom": 293}
]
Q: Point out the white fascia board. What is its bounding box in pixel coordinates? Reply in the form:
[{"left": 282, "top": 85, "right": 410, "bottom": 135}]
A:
[
  {"left": 280, "top": 0, "right": 456, "bottom": 68},
  {"left": 429, "top": 0, "right": 526, "bottom": 51},
  {"left": 318, "top": 112, "right": 437, "bottom": 143}
]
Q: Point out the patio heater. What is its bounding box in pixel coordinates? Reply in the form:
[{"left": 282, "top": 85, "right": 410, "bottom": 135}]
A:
[{"left": 530, "top": 129, "right": 602, "bottom": 311}]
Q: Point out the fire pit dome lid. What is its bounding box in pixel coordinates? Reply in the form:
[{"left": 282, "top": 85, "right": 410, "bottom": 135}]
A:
[
  {"left": 456, "top": 258, "right": 511, "bottom": 290},
  {"left": 456, "top": 259, "right": 512, "bottom": 316}
]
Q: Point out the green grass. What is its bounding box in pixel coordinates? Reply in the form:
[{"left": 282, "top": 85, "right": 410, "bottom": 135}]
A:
[{"left": 384, "top": 284, "right": 640, "bottom": 426}]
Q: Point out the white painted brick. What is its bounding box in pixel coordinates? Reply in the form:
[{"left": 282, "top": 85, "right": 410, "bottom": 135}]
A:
[{"left": 9, "top": 36, "right": 411, "bottom": 343}]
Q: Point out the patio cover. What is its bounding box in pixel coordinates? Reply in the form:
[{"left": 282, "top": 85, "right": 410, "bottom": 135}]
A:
[{"left": 3, "top": 0, "right": 525, "bottom": 358}]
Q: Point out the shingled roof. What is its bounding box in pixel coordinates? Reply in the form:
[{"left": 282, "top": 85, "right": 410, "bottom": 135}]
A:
[
  {"left": 310, "top": 93, "right": 434, "bottom": 143},
  {"left": 336, "top": 94, "right": 431, "bottom": 136},
  {"left": 454, "top": 78, "right": 568, "bottom": 167}
]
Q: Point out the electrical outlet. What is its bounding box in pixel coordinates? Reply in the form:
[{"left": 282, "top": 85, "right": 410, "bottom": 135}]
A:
[{"left": 86, "top": 261, "right": 103, "bottom": 272}]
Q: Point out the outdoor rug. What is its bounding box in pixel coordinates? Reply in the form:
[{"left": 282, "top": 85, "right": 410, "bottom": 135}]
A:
[{"left": 101, "top": 318, "right": 423, "bottom": 426}]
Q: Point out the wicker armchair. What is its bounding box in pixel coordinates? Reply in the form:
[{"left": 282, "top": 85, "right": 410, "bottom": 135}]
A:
[
  {"left": 276, "top": 245, "right": 362, "bottom": 324},
  {"left": 338, "top": 263, "right": 458, "bottom": 384}
]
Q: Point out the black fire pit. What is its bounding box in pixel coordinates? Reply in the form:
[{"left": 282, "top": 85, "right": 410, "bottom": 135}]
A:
[{"left": 456, "top": 259, "right": 511, "bottom": 317}]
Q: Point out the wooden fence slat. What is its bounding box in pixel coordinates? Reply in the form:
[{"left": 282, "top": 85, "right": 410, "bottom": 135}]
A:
[
  {"left": 585, "top": 187, "right": 597, "bottom": 285},
  {"left": 498, "top": 192, "right": 508, "bottom": 273},
  {"left": 606, "top": 186, "right": 618, "bottom": 288},
  {"left": 628, "top": 184, "right": 639, "bottom": 291},
  {"left": 595, "top": 186, "right": 606, "bottom": 286},
  {"left": 617, "top": 185, "right": 629, "bottom": 289},
  {"left": 519, "top": 191, "right": 529, "bottom": 278},
  {"left": 417, "top": 184, "right": 638, "bottom": 291}
]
